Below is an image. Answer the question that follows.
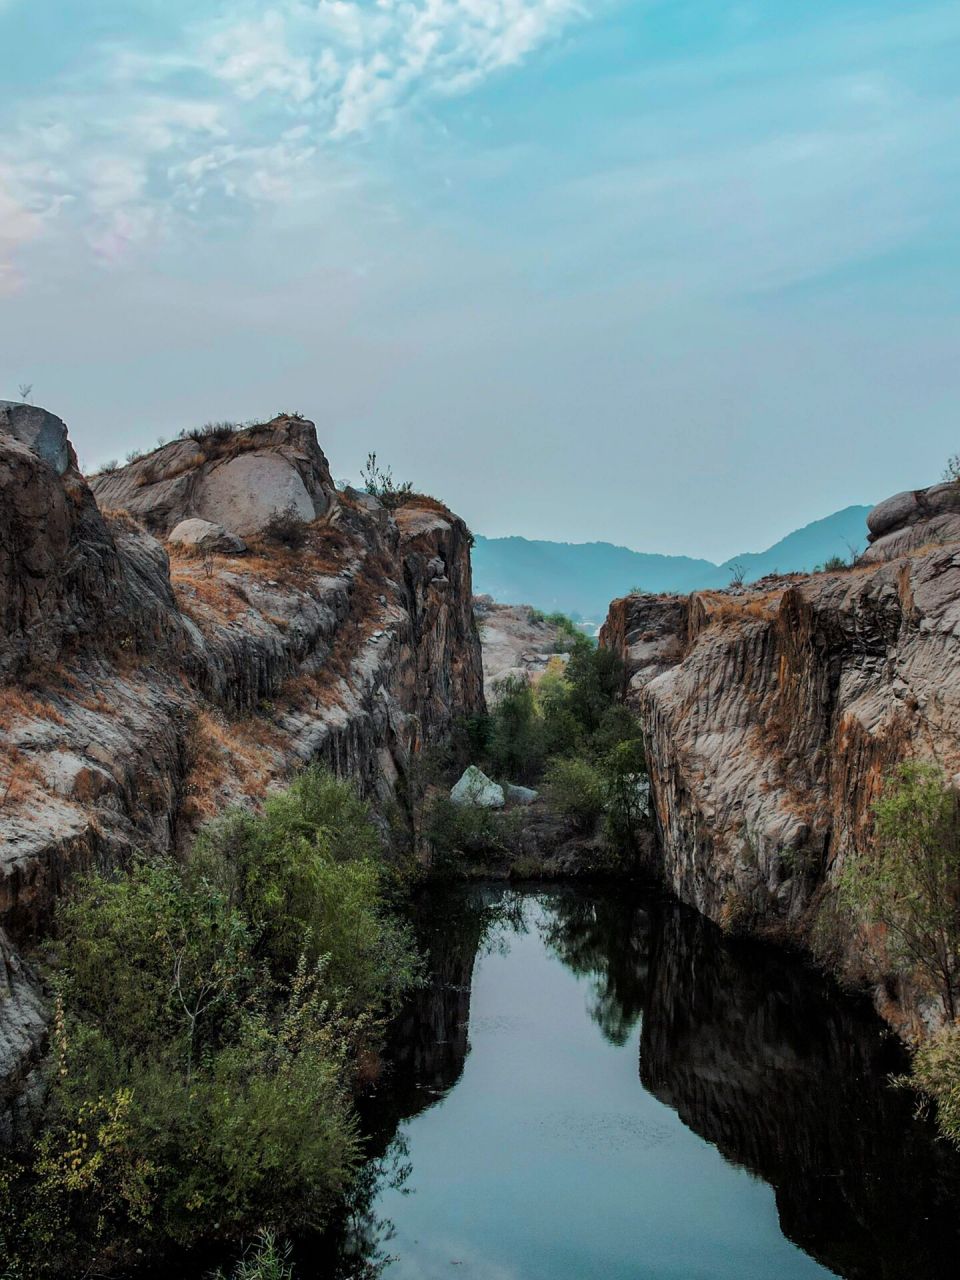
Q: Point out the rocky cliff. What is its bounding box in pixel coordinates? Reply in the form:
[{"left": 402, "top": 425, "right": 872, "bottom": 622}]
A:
[
  {"left": 600, "top": 482, "right": 960, "bottom": 1034},
  {"left": 0, "top": 404, "right": 484, "bottom": 1137}
]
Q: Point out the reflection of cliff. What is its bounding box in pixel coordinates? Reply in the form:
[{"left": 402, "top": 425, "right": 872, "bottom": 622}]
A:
[{"left": 641, "top": 906, "right": 960, "bottom": 1279}]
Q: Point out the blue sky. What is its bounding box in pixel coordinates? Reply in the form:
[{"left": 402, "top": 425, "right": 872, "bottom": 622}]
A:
[{"left": 1, "top": 1, "right": 958, "bottom": 559}]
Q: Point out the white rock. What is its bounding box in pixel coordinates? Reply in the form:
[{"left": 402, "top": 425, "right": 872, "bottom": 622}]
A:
[
  {"left": 505, "top": 783, "right": 538, "bottom": 806},
  {"left": 196, "top": 453, "right": 315, "bottom": 537},
  {"left": 451, "top": 765, "right": 505, "bottom": 809},
  {"left": 168, "top": 517, "right": 246, "bottom": 554}
]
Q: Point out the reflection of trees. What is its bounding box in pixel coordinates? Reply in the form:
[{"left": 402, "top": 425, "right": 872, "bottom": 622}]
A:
[
  {"left": 318, "top": 884, "right": 960, "bottom": 1280},
  {"left": 538, "top": 891, "right": 652, "bottom": 1045}
]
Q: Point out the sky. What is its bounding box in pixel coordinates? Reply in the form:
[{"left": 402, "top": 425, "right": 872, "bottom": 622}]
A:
[{"left": 0, "top": 1, "right": 958, "bottom": 561}]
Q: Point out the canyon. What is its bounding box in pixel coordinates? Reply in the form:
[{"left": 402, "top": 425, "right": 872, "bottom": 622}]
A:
[{"left": 3, "top": 395, "right": 960, "bottom": 1161}]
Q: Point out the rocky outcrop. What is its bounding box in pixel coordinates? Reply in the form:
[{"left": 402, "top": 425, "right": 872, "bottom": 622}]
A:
[
  {"left": 0, "top": 407, "right": 484, "bottom": 1137},
  {"left": 600, "top": 483, "right": 960, "bottom": 1034},
  {"left": 89, "top": 418, "right": 338, "bottom": 539},
  {"left": 473, "top": 598, "right": 569, "bottom": 701}
]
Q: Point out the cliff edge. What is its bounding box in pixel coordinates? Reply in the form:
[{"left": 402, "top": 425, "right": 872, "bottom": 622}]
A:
[
  {"left": 0, "top": 405, "right": 483, "bottom": 1136},
  {"left": 600, "top": 480, "right": 960, "bottom": 1035}
]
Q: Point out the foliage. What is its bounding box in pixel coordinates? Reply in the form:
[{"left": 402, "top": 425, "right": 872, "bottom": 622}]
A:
[
  {"left": 190, "top": 767, "right": 418, "bottom": 1015},
  {"left": 213, "top": 1231, "right": 294, "bottom": 1280},
  {"left": 187, "top": 421, "right": 239, "bottom": 443},
  {"left": 262, "top": 503, "right": 309, "bottom": 550},
  {"left": 943, "top": 453, "right": 960, "bottom": 484},
  {"left": 544, "top": 756, "right": 606, "bottom": 831},
  {"left": 424, "top": 796, "right": 517, "bottom": 873},
  {"left": 839, "top": 762, "right": 960, "bottom": 1020},
  {"left": 821, "top": 554, "right": 847, "bottom": 571},
  {"left": 910, "top": 1022, "right": 960, "bottom": 1147},
  {"left": 361, "top": 452, "right": 414, "bottom": 509},
  {"left": 728, "top": 561, "right": 746, "bottom": 587},
  {"left": 1, "top": 768, "right": 418, "bottom": 1276},
  {"left": 486, "top": 675, "right": 545, "bottom": 782},
  {"left": 562, "top": 637, "right": 624, "bottom": 736}
]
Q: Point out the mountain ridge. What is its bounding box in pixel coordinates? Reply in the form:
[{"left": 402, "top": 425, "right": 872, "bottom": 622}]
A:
[{"left": 473, "top": 504, "right": 873, "bottom": 618}]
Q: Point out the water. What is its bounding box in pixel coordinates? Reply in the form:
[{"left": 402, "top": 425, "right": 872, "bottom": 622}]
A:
[{"left": 319, "top": 885, "right": 960, "bottom": 1280}]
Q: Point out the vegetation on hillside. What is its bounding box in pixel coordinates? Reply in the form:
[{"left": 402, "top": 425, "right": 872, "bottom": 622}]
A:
[
  {"left": 0, "top": 767, "right": 419, "bottom": 1277},
  {"left": 425, "top": 632, "right": 648, "bottom": 867},
  {"left": 838, "top": 762, "right": 960, "bottom": 1144}
]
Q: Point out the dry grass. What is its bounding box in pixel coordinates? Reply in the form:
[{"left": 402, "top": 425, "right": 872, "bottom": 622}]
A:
[
  {"left": 0, "top": 746, "right": 45, "bottom": 811},
  {"left": 0, "top": 683, "right": 67, "bottom": 731},
  {"left": 181, "top": 707, "right": 284, "bottom": 822}
]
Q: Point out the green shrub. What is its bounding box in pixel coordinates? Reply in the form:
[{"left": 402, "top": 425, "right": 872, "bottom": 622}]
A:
[
  {"left": 544, "top": 756, "right": 606, "bottom": 832},
  {"left": 910, "top": 1023, "right": 960, "bottom": 1147},
  {"left": 1, "top": 767, "right": 418, "bottom": 1276},
  {"left": 487, "top": 676, "right": 545, "bottom": 782},
  {"left": 190, "top": 767, "right": 417, "bottom": 1015},
  {"left": 839, "top": 762, "right": 960, "bottom": 1021},
  {"left": 424, "top": 795, "right": 512, "bottom": 872},
  {"left": 214, "top": 1232, "right": 294, "bottom": 1280}
]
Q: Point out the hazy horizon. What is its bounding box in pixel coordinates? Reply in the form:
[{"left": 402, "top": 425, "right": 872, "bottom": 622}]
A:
[{"left": 2, "top": 2, "right": 958, "bottom": 562}]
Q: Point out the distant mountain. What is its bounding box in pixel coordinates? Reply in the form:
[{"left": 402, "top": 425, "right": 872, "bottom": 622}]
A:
[{"left": 472, "top": 505, "right": 873, "bottom": 620}]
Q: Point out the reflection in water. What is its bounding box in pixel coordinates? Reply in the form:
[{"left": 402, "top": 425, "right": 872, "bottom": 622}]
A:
[{"left": 321, "top": 885, "right": 960, "bottom": 1280}]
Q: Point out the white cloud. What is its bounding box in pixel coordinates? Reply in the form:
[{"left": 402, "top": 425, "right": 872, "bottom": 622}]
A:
[{"left": 0, "top": 1, "right": 589, "bottom": 272}]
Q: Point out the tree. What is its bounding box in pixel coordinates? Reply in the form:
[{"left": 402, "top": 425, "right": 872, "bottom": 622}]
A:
[
  {"left": 840, "top": 762, "right": 960, "bottom": 1020},
  {"left": 18, "top": 382, "right": 32, "bottom": 402}
]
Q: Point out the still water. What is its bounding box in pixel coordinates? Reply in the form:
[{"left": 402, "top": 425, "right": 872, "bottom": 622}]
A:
[{"left": 322, "top": 886, "right": 960, "bottom": 1280}]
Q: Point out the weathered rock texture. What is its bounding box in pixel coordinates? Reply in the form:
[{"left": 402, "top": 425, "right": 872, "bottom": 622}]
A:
[
  {"left": 0, "top": 409, "right": 484, "bottom": 1137},
  {"left": 600, "top": 483, "right": 960, "bottom": 1035},
  {"left": 473, "top": 598, "right": 569, "bottom": 701}
]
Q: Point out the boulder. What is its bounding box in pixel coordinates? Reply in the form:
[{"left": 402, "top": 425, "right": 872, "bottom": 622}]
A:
[
  {"left": 0, "top": 401, "right": 70, "bottom": 475},
  {"left": 451, "top": 765, "right": 505, "bottom": 809},
  {"left": 168, "top": 517, "right": 246, "bottom": 555},
  {"left": 196, "top": 453, "right": 315, "bottom": 537},
  {"left": 505, "top": 783, "right": 538, "bottom": 806}
]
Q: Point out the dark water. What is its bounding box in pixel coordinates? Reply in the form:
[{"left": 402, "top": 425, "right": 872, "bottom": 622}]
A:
[{"left": 316, "top": 885, "right": 960, "bottom": 1280}]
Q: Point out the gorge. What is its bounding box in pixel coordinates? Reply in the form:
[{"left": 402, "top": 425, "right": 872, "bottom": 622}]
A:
[{"left": 1, "top": 401, "right": 960, "bottom": 1278}]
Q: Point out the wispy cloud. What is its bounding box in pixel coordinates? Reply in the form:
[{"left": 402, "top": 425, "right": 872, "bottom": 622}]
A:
[{"left": 0, "top": 1, "right": 590, "bottom": 272}]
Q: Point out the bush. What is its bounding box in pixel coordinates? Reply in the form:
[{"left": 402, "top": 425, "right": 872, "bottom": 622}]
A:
[
  {"left": 910, "top": 1023, "right": 960, "bottom": 1147},
  {"left": 361, "top": 452, "right": 414, "bottom": 509},
  {"left": 262, "top": 503, "right": 309, "bottom": 550},
  {"left": 190, "top": 766, "right": 418, "bottom": 1015},
  {"left": 544, "top": 756, "right": 605, "bottom": 832},
  {"left": 424, "top": 795, "right": 511, "bottom": 873},
  {"left": 486, "top": 676, "right": 545, "bottom": 782},
  {"left": 187, "top": 421, "right": 238, "bottom": 444},
  {"left": 1, "top": 767, "right": 418, "bottom": 1276},
  {"left": 839, "top": 761, "right": 960, "bottom": 1021},
  {"left": 822, "top": 554, "right": 847, "bottom": 572}
]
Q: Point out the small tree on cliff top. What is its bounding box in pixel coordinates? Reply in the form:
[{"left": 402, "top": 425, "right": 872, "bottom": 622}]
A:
[{"left": 840, "top": 762, "right": 960, "bottom": 1021}]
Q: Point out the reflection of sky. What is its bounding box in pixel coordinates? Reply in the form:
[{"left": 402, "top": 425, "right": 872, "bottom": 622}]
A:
[
  {"left": 373, "top": 900, "right": 832, "bottom": 1280},
  {"left": 2, "top": 3, "right": 960, "bottom": 559}
]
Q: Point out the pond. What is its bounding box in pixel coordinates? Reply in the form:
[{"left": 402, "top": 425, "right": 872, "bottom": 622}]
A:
[{"left": 314, "top": 885, "right": 960, "bottom": 1280}]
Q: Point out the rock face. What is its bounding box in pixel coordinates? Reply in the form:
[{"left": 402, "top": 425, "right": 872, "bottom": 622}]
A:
[
  {"left": 473, "top": 598, "right": 570, "bottom": 701},
  {"left": 0, "top": 408, "right": 484, "bottom": 1137},
  {"left": 600, "top": 485, "right": 960, "bottom": 1035}
]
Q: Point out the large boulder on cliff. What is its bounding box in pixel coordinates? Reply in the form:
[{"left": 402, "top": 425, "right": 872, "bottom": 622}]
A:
[
  {"left": 864, "top": 482, "right": 960, "bottom": 563},
  {"left": 89, "top": 416, "right": 338, "bottom": 539},
  {"left": 0, "top": 401, "right": 71, "bottom": 476}
]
